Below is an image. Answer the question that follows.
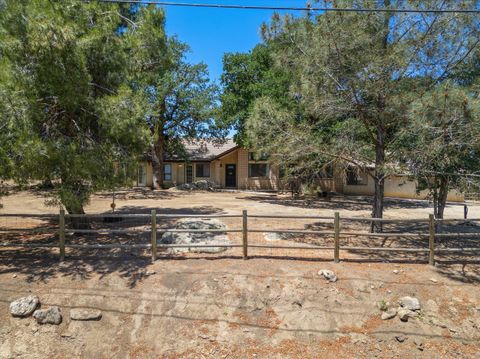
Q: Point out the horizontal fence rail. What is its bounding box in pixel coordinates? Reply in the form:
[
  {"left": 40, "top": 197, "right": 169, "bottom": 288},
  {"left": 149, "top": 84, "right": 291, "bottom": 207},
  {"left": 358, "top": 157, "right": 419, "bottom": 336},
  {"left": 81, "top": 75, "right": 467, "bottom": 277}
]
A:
[{"left": 1, "top": 210, "right": 480, "bottom": 264}]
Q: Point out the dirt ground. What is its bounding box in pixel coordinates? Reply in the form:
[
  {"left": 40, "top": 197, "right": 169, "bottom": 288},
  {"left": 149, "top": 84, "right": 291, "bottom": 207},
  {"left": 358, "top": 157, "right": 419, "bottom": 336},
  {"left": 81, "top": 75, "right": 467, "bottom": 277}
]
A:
[{"left": 1, "top": 188, "right": 480, "bottom": 358}]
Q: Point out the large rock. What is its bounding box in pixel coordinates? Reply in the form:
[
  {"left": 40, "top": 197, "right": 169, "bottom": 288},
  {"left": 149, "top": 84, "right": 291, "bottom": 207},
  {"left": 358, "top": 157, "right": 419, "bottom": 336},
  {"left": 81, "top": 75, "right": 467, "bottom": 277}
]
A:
[
  {"left": 10, "top": 295, "right": 39, "bottom": 317},
  {"left": 381, "top": 308, "right": 397, "bottom": 320},
  {"left": 33, "top": 306, "right": 62, "bottom": 325},
  {"left": 70, "top": 308, "right": 102, "bottom": 321},
  {"left": 319, "top": 269, "right": 337, "bottom": 282},
  {"left": 399, "top": 296, "right": 421, "bottom": 311},
  {"left": 398, "top": 308, "right": 413, "bottom": 322},
  {"left": 161, "top": 218, "right": 230, "bottom": 253},
  {"left": 264, "top": 232, "right": 297, "bottom": 241}
]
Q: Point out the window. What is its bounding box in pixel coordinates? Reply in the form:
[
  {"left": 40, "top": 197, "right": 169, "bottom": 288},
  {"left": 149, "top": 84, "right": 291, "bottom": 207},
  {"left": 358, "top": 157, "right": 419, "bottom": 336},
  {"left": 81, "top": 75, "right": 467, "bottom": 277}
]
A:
[
  {"left": 164, "top": 164, "right": 172, "bottom": 181},
  {"left": 346, "top": 168, "right": 368, "bottom": 185},
  {"left": 248, "top": 152, "right": 269, "bottom": 161},
  {"left": 195, "top": 163, "right": 210, "bottom": 178},
  {"left": 249, "top": 163, "right": 268, "bottom": 177}
]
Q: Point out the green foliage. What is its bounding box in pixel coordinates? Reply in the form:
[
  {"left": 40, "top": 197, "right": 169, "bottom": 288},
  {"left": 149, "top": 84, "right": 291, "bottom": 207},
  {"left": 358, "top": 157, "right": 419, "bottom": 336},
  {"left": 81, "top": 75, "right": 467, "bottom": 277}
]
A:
[
  {"left": 220, "top": 43, "right": 293, "bottom": 146},
  {"left": 400, "top": 83, "right": 480, "bottom": 217},
  {"left": 0, "top": 0, "right": 149, "bottom": 213},
  {"left": 128, "top": 6, "right": 223, "bottom": 187},
  {"left": 239, "top": 0, "right": 480, "bottom": 221}
]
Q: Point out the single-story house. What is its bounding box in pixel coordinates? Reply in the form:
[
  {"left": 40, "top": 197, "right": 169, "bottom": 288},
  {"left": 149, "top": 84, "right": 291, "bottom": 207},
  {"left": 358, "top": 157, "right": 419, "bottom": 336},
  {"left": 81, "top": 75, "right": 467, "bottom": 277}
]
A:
[
  {"left": 137, "top": 139, "right": 280, "bottom": 190},
  {"left": 137, "top": 139, "right": 464, "bottom": 201}
]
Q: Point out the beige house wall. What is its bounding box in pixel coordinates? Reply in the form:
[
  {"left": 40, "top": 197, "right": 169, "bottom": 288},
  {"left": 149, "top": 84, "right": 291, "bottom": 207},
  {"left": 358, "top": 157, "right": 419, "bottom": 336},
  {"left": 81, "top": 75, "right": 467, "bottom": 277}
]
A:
[
  {"left": 339, "top": 172, "right": 464, "bottom": 202},
  {"left": 140, "top": 148, "right": 279, "bottom": 190},
  {"left": 141, "top": 160, "right": 463, "bottom": 201}
]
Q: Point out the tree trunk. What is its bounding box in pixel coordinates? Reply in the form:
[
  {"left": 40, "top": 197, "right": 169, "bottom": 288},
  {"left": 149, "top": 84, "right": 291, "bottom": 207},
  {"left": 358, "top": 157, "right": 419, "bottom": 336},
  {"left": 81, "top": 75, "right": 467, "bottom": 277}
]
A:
[
  {"left": 151, "top": 132, "right": 166, "bottom": 189},
  {"left": 371, "top": 127, "right": 386, "bottom": 233},
  {"left": 435, "top": 177, "right": 449, "bottom": 220},
  {"left": 370, "top": 3, "right": 390, "bottom": 233}
]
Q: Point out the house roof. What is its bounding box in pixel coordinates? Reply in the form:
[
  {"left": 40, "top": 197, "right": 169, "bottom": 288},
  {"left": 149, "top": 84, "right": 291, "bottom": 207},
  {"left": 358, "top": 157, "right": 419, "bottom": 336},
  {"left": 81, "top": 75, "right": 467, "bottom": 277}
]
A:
[{"left": 165, "top": 139, "right": 239, "bottom": 162}]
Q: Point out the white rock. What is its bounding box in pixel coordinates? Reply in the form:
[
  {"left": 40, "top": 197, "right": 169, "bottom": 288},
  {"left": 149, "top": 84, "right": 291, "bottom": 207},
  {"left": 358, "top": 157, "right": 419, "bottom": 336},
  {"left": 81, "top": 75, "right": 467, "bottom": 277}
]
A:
[
  {"left": 33, "top": 306, "right": 62, "bottom": 325},
  {"left": 381, "top": 308, "right": 397, "bottom": 320},
  {"left": 145, "top": 270, "right": 156, "bottom": 276},
  {"left": 319, "top": 269, "right": 337, "bottom": 282},
  {"left": 397, "top": 308, "right": 412, "bottom": 322},
  {"left": 399, "top": 296, "right": 421, "bottom": 311},
  {"left": 10, "top": 295, "right": 40, "bottom": 317},
  {"left": 70, "top": 308, "right": 102, "bottom": 321},
  {"left": 161, "top": 218, "right": 230, "bottom": 253}
]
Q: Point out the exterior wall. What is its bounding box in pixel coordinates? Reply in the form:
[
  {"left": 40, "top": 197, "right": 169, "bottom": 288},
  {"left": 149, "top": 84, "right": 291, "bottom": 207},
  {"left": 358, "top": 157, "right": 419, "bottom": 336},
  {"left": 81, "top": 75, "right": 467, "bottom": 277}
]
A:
[
  {"left": 336, "top": 170, "right": 464, "bottom": 202},
  {"left": 216, "top": 150, "right": 239, "bottom": 187},
  {"left": 141, "top": 148, "right": 280, "bottom": 190}
]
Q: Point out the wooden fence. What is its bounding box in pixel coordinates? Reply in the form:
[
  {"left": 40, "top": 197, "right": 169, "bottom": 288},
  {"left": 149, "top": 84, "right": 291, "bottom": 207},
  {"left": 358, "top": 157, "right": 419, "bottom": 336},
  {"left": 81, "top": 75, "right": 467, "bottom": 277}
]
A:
[{"left": 1, "top": 210, "right": 480, "bottom": 265}]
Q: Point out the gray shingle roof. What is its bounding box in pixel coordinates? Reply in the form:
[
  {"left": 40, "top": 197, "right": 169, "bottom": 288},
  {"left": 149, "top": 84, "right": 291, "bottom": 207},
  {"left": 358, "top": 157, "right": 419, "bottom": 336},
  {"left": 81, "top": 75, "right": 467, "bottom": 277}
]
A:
[{"left": 166, "top": 139, "right": 238, "bottom": 161}]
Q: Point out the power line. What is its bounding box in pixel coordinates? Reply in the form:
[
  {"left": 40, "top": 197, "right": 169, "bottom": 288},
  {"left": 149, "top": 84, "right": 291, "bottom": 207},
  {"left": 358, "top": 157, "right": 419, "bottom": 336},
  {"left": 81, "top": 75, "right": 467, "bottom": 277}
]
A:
[{"left": 90, "top": 0, "right": 480, "bottom": 14}]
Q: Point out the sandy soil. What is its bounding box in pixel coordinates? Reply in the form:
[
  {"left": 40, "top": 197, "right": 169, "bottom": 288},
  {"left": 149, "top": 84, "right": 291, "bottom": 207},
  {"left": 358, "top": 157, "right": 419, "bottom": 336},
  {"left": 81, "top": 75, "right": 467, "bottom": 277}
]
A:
[
  {"left": 0, "top": 258, "right": 479, "bottom": 358},
  {"left": 1, "top": 188, "right": 480, "bottom": 358}
]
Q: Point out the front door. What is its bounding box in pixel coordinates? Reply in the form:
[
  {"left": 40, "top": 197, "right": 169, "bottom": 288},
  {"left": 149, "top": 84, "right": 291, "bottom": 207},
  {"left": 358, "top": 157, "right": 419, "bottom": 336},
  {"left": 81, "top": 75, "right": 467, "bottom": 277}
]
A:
[
  {"left": 186, "top": 165, "right": 193, "bottom": 183},
  {"left": 225, "top": 164, "right": 236, "bottom": 188}
]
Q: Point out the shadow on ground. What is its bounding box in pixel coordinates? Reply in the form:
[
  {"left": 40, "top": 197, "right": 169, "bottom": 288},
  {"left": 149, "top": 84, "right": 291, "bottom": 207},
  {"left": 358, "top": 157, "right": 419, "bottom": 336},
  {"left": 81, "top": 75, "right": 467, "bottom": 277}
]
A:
[{"left": 240, "top": 194, "right": 458, "bottom": 211}]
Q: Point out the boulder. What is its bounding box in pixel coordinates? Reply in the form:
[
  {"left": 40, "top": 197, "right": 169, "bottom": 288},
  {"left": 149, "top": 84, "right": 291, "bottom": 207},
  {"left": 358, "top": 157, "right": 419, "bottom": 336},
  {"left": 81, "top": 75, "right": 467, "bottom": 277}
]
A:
[
  {"left": 319, "top": 269, "right": 337, "bottom": 282},
  {"left": 33, "top": 306, "right": 62, "bottom": 325},
  {"left": 264, "top": 232, "right": 297, "bottom": 241},
  {"left": 161, "top": 218, "right": 230, "bottom": 253},
  {"left": 398, "top": 307, "right": 417, "bottom": 322},
  {"left": 70, "top": 308, "right": 102, "bottom": 321},
  {"left": 399, "top": 296, "right": 421, "bottom": 311},
  {"left": 381, "top": 308, "right": 397, "bottom": 320},
  {"left": 10, "top": 295, "right": 39, "bottom": 317}
]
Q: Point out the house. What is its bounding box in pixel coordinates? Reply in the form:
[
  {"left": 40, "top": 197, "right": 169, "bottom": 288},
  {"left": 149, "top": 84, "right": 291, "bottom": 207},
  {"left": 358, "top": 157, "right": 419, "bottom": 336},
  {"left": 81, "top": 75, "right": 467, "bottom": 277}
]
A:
[
  {"left": 137, "top": 139, "right": 464, "bottom": 201},
  {"left": 137, "top": 139, "right": 280, "bottom": 190}
]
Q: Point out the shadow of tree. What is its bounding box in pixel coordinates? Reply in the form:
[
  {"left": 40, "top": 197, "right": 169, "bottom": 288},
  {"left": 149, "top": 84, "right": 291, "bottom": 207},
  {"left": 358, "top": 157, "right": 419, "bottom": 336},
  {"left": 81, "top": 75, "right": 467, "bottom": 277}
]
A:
[
  {"left": 95, "top": 188, "right": 184, "bottom": 201},
  {"left": 241, "top": 194, "right": 444, "bottom": 211}
]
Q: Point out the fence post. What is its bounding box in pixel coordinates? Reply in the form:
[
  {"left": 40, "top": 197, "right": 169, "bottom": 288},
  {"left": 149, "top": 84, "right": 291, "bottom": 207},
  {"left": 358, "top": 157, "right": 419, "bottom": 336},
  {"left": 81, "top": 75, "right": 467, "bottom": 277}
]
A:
[
  {"left": 151, "top": 209, "right": 157, "bottom": 263},
  {"left": 428, "top": 214, "right": 435, "bottom": 266},
  {"left": 59, "top": 209, "right": 65, "bottom": 261},
  {"left": 242, "top": 210, "right": 248, "bottom": 260},
  {"left": 334, "top": 212, "right": 340, "bottom": 263}
]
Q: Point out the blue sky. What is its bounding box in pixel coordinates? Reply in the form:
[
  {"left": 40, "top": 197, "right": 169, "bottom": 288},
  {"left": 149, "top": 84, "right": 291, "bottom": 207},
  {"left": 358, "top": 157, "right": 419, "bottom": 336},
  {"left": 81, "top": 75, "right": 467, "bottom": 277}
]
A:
[{"left": 164, "top": 1, "right": 304, "bottom": 84}]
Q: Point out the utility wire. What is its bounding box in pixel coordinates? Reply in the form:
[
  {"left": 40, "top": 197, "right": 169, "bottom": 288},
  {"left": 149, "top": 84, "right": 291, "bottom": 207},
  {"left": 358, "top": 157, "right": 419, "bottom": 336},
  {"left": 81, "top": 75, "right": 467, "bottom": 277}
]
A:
[{"left": 89, "top": 0, "right": 480, "bottom": 14}]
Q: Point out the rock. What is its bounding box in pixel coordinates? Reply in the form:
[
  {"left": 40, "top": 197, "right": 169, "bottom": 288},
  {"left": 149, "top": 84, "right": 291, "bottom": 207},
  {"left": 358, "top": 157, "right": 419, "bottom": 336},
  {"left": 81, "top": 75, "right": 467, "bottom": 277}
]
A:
[
  {"left": 264, "top": 232, "right": 297, "bottom": 241},
  {"left": 319, "top": 269, "right": 337, "bottom": 282},
  {"left": 429, "top": 318, "right": 447, "bottom": 328},
  {"left": 393, "top": 270, "right": 399, "bottom": 274},
  {"left": 429, "top": 278, "right": 438, "bottom": 283},
  {"left": 33, "top": 306, "right": 62, "bottom": 325},
  {"left": 10, "top": 295, "right": 40, "bottom": 317},
  {"left": 176, "top": 180, "right": 220, "bottom": 191},
  {"left": 381, "top": 308, "right": 397, "bottom": 320},
  {"left": 145, "top": 270, "right": 156, "bottom": 276},
  {"left": 414, "top": 338, "right": 424, "bottom": 351},
  {"left": 399, "top": 296, "right": 421, "bottom": 311},
  {"left": 161, "top": 218, "right": 230, "bottom": 253},
  {"left": 70, "top": 308, "right": 102, "bottom": 321},
  {"left": 12, "top": 274, "right": 17, "bottom": 278},
  {"left": 395, "top": 334, "right": 407, "bottom": 343},
  {"left": 398, "top": 308, "right": 416, "bottom": 322}
]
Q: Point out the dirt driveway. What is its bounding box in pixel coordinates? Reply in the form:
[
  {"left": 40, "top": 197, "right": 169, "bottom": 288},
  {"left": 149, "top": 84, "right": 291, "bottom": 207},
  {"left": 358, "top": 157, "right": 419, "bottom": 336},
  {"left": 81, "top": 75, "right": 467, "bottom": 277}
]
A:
[{"left": 1, "top": 189, "right": 479, "bottom": 358}]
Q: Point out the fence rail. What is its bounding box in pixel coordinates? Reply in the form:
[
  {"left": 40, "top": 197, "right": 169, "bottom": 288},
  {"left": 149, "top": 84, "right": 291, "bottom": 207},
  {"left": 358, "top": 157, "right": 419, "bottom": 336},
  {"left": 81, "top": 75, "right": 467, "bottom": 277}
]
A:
[{"left": 1, "top": 210, "right": 480, "bottom": 264}]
